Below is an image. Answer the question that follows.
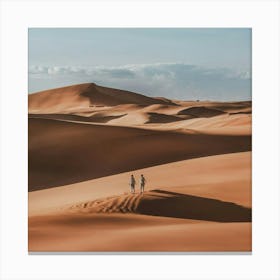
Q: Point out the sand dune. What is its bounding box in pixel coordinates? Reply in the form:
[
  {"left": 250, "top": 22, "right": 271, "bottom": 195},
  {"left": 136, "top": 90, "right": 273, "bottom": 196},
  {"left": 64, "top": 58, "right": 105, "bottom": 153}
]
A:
[
  {"left": 107, "top": 111, "right": 184, "bottom": 125},
  {"left": 189, "top": 114, "right": 251, "bottom": 135},
  {"left": 154, "top": 114, "right": 252, "bottom": 135},
  {"left": 28, "top": 213, "right": 251, "bottom": 252},
  {"left": 29, "top": 83, "right": 174, "bottom": 113},
  {"left": 29, "top": 151, "right": 251, "bottom": 214},
  {"left": 69, "top": 190, "right": 251, "bottom": 222},
  {"left": 29, "top": 152, "right": 251, "bottom": 252},
  {"left": 107, "top": 111, "right": 149, "bottom": 125},
  {"left": 29, "top": 83, "right": 251, "bottom": 123},
  {"left": 29, "top": 110, "right": 186, "bottom": 126},
  {"left": 175, "top": 100, "right": 251, "bottom": 112},
  {"left": 29, "top": 113, "right": 126, "bottom": 123},
  {"left": 28, "top": 83, "right": 252, "bottom": 252},
  {"left": 140, "top": 104, "right": 180, "bottom": 114},
  {"left": 145, "top": 112, "right": 184, "bottom": 123},
  {"left": 209, "top": 101, "right": 252, "bottom": 113},
  {"left": 29, "top": 109, "right": 251, "bottom": 135},
  {"left": 29, "top": 118, "right": 251, "bottom": 191},
  {"left": 178, "top": 106, "right": 225, "bottom": 118}
]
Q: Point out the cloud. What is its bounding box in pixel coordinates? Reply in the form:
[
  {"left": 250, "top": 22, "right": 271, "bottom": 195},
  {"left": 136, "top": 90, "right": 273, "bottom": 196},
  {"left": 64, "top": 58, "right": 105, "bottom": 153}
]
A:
[
  {"left": 29, "top": 63, "right": 251, "bottom": 101},
  {"left": 29, "top": 65, "right": 135, "bottom": 78}
]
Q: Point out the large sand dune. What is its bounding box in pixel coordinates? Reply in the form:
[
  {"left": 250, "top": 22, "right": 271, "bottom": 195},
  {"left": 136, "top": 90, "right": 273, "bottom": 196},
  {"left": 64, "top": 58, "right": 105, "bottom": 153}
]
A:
[
  {"left": 29, "top": 213, "right": 251, "bottom": 252},
  {"left": 69, "top": 190, "right": 251, "bottom": 222},
  {"left": 29, "top": 152, "right": 251, "bottom": 252},
  {"left": 29, "top": 83, "right": 174, "bottom": 113},
  {"left": 29, "top": 151, "right": 252, "bottom": 213},
  {"left": 29, "top": 117, "right": 251, "bottom": 191},
  {"left": 28, "top": 83, "right": 252, "bottom": 252}
]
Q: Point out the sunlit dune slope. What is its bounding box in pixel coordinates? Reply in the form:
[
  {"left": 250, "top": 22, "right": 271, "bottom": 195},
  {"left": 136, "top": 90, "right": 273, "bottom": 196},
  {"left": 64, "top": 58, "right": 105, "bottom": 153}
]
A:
[
  {"left": 28, "top": 213, "right": 251, "bottom": 252},
  {"left": 28, "top": 151, "right": 252, "bottom": 252},
  {"left": 28, "top": 151, "right": 252, "bottom": 214},
  {"left": 28, "top": 83, "right": 175, "bottom": 113}
]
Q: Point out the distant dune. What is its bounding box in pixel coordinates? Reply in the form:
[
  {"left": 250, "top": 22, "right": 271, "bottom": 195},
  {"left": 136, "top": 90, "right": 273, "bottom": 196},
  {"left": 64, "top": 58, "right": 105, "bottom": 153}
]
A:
[
  {"left": 178, "top": 106, "right": 225, "bottom": 118},
  {"left": 29, "top": 83, "right": 174, "bottom": 113},
  {"left": 28, "top": 113, "right": 126, "bottom": 124}
]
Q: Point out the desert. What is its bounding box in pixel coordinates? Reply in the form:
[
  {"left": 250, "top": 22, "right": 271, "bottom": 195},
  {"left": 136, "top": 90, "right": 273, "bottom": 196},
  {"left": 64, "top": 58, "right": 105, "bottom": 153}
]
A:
[{"left": 28, "top": 83, "right": 251, "bottom": 252}]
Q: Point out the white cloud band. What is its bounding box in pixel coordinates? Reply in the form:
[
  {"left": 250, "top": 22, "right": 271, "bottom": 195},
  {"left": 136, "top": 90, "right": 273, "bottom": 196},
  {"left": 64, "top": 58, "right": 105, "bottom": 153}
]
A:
[{"left": 29, "top": 63, "right": 251, "bottom": 100}]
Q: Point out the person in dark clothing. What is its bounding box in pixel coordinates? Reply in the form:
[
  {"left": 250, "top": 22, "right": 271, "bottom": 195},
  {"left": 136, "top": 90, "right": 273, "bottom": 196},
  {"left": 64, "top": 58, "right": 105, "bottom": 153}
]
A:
[
  {"left": 130, "top": 174, "right": 136, "bottom": 194},
  {"left": 140, "top": 174, "right": 146, "bottom": 194}
]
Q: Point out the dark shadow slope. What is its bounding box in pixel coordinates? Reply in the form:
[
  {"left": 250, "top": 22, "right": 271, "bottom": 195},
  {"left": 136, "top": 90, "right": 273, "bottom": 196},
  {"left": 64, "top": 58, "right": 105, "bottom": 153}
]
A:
[
  {"left": 136, "top": 190, "right": 251, "bottom": 222},
  {"left": 29, "top": 118, "right": 251, "bottom": 191}
]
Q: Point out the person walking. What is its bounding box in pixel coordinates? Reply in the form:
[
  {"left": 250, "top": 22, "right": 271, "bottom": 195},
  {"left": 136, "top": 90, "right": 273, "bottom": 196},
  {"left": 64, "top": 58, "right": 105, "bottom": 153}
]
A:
[
  {"left": 130, "top": 174, "right": 136, "bottom": 194},
  {"left": 140, "top": 174, "right": 146, "bottom": 194}
]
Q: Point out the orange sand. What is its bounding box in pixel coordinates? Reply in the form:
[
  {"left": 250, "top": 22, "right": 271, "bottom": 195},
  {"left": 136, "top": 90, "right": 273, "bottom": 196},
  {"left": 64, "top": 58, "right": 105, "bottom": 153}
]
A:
[{"left": 28, "top": 83, "right": 252, "bottom": 252}]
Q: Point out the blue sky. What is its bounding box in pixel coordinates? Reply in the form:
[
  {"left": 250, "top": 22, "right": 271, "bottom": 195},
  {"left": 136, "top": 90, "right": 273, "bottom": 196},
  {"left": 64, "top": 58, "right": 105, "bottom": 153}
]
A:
[{"left": 29, "top": 28, "right": 251, "bottom": 101}]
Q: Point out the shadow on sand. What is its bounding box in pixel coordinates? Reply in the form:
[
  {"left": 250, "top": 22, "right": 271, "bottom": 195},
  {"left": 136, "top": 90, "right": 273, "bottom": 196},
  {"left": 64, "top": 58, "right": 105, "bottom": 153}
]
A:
[{"left": 136, "top": 189, "right": 251, "bottom": 222}]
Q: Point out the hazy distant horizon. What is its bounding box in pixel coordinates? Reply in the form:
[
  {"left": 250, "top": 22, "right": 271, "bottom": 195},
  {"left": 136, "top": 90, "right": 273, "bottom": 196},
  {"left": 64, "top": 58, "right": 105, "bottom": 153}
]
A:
[
  {"left": 29, "top": 28, "right": 251, "bottom": 101},
  {"left": 28, "top": 79, "right": 252, "bottom": 103}
]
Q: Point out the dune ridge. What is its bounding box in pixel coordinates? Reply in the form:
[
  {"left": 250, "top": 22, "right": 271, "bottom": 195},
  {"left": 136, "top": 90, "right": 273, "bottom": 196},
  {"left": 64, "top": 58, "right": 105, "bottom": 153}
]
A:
[
  {"left": 29, "top": 83, "right": 175, "bottom": 113},
  {"left": 28, "top": 113, "right": 126, "bottom": 123},
  {"left": 68, "top": 189, "right": 251, "bottom": 222}
]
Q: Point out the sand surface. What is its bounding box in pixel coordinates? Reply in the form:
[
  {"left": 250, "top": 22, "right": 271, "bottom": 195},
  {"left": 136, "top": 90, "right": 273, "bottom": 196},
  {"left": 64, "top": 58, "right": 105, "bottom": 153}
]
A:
[{"left": 28, "top": 83, "right": 252, "bottom": 252}]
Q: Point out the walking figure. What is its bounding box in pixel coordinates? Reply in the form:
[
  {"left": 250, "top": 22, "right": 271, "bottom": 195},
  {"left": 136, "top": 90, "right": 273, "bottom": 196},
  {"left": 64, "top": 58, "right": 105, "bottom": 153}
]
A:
[
  {"left": 130, "top": 174, "right": 136, "bottom": 194},
  {"left": 140, "top": 174, "right": 146, "bottom": 194}
]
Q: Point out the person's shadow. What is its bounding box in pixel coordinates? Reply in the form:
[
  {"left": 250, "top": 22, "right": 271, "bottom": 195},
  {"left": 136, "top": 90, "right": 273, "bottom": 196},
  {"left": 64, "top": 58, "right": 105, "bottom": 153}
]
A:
[{"left": 136, "top": 189, "right": 251, "bottom": 222}]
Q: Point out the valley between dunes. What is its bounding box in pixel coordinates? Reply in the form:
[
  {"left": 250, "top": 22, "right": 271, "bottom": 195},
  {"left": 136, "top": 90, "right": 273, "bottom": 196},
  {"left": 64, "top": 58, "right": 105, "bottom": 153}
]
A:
[{"left": 28, "top": 83, "right": 252, "bottom": 252}]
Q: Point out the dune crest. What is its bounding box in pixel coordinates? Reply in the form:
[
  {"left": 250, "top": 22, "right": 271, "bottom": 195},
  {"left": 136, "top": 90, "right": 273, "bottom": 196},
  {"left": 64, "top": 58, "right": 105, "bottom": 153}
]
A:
[
  {"left": 69, "top": 189, "right": 251, "bottom": 222},
  {"left": 29, "top": 83, "right": 174, "bottom": 113}
]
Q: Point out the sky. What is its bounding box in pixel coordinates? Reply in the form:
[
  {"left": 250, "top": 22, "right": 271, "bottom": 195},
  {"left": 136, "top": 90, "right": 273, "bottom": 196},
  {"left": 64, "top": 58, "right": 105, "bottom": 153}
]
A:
[{"left": 28, "top": 28, "right": 251, "bottom": 101}]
